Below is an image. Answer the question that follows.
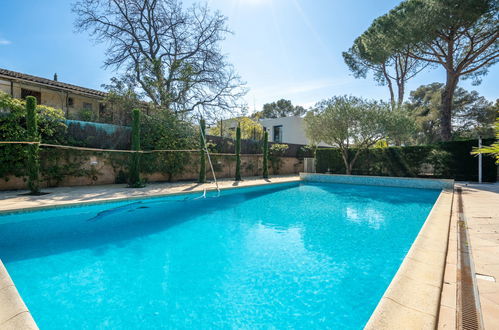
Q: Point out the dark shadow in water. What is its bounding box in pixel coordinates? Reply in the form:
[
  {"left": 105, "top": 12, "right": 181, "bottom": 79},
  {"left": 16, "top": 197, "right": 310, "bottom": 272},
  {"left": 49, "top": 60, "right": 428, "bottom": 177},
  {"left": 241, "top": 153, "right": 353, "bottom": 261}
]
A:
[
  {"left": 0, "top": 182, "right": 438, "bottom": 263},
  {"left": 0, "top": 184, "right": 299, "bottom": 262}
]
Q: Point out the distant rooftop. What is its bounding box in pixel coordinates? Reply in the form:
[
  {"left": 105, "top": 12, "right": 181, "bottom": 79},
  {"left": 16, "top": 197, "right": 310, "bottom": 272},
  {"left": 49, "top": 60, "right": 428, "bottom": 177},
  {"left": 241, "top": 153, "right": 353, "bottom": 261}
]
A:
[{"left": 0, "top": 68, "right": 107, "bottom": 98}]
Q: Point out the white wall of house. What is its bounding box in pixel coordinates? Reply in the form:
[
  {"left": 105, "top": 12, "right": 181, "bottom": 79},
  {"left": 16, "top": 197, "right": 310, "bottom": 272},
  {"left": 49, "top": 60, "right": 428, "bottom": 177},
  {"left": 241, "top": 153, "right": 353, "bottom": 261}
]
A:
[{"left": 259, "top": 116, "right": 332, "bottom": 147}]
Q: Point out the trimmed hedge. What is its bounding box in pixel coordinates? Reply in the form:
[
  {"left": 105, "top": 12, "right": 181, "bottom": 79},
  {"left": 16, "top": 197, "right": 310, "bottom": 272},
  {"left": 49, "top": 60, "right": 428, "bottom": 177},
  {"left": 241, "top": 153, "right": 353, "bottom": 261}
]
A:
[{"left": 316, "top": 139, "right": 497, "bottom": 182}]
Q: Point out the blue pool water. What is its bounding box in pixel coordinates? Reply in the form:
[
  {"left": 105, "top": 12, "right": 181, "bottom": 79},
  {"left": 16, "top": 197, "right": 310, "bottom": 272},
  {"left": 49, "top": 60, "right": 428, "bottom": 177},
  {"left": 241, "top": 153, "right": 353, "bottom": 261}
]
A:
[{"left": 0, "top": 182, "right": 440, "bottom": 329}]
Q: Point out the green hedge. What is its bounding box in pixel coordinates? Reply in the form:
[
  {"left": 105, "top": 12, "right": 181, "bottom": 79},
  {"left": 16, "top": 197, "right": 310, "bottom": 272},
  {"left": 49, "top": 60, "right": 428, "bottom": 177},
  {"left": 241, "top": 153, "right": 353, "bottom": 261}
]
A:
[{"left": 316, "top": 139, "right": 497, "bottom": 182}]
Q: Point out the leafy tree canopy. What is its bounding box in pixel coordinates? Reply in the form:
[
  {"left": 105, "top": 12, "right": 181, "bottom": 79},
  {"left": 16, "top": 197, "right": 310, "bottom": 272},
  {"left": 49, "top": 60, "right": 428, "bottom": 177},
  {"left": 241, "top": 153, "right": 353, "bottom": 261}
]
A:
[
  {"left": 406, "top": 83, "right": 497, "bottom": 144},
  {"left": 304, "top": 96, "right": 392, "bottom": 174},
  {"left": 209, "top": 117, "right": 263, "bottom": 140},
  {"left": 255, "top": 99, "right": 306, "bottom": 119},
  {"left": 352, "top": 0, "right": 498, "bottom": 140},
  {"left": 73, "top": 0, "right": 247, "bottom": 119}
]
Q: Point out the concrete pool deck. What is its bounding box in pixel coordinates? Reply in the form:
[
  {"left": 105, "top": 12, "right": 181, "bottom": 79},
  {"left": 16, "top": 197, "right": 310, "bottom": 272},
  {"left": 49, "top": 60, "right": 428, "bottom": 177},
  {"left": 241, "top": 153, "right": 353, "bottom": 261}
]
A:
[
  {"left": 457, "top": 183, "right": 499, "bottom": 329},
  {"left": 0, "top": 175, "right": 301, "bottom": 213}
]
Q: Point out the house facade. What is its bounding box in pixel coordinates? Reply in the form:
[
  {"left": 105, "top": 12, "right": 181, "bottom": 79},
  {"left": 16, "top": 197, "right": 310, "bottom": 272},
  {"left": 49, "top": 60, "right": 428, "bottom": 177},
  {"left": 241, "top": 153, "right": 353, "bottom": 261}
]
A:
[
  {"left": 0, "top": 68, "right": 108, "bottom": 121},
  {"left": 259, "top": 116, "right": 332, "bottom": 147}
]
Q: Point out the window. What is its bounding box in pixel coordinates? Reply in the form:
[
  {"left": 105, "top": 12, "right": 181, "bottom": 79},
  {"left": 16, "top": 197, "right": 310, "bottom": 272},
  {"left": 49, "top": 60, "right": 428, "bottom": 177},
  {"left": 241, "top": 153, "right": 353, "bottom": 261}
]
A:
[
  {"left": 67, "top": 97, "right": 74, "bottom": 107},
  {"left": 99, "top": 103, "right": 106, "bottom": 117},
  {"left": 82, "top": 102, "right": 93, "bottom": 110},
  {"left": 21, "top": 89, "right": 41, "bottom": 105},
  {"left": 273, "top": 125, "right": 283, "bottom": 143}
]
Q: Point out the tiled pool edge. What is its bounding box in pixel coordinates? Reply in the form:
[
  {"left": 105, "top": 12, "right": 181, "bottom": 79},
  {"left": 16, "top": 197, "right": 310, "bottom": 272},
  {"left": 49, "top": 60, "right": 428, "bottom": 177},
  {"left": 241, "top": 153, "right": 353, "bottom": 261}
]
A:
[
  {"left": 301, "top": 173, "right": 455, "bottom": 329},
  {"left": 0, "top": 260, "right": 38, "bottom": 329},
  {"left": 299, "top": 172, "right": 454, "bottom": 190}
]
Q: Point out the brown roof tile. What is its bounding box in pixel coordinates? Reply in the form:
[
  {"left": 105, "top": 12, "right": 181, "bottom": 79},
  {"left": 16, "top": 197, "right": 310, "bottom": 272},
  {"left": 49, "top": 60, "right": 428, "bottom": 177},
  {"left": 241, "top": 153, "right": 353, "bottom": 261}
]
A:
[{"left": 0, "top": 68, "right": 107, "bottom": 98}]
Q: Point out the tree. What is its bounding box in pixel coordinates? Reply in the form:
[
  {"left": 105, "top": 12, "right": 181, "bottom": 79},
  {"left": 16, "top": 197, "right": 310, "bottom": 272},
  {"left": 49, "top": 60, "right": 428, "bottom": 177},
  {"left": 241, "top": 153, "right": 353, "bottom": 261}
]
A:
[
  {"left": 208, "top": 117, "right": 263, "bottom": 140},
  {"left": 304, "top": 96, "right": 391, "bottom": 175},
  {"left": 140, "top": 111, "right": 197, "bottom": 181},
  {"left": 383, "top": 108, "right": 416, "bottom": 146},
  {"left": 343, "top": 47, "right": 426, "bottom": 109},
  {"left": 406, "top": 83, "right": 497, "bottom": 144},
  {"left": 198, "top": 118, "right": 206, "bottom": 183},
  {"left": 128, "top": 108, "right": 143, "bottom": 187},
  {"left": 352, "top": 0, "right": 498, "bottom": 140},
  {"left": 262, "top": 131, "right": 269, "bottom": 179},
  {"left": 101, "top": 76, "right": 143, "bottom": 125},
  {"left": 235, "top": 123, "right": 241, "bottom": 181},
  {"left": 73, "top": 0, "right": 246, "bottom": 118},
  {"left": 26, "top": 96, "right": 41, "bottom": 194},
  {"left": 257, "top": 99, "right": 306, "bottom": 118}
]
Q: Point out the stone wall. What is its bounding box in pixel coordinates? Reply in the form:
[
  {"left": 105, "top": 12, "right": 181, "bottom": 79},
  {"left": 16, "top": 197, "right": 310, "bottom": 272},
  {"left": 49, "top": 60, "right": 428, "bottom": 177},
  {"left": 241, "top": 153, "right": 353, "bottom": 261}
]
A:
[{"left": 0, "top": 155, "right": 304, "bottom": 191}]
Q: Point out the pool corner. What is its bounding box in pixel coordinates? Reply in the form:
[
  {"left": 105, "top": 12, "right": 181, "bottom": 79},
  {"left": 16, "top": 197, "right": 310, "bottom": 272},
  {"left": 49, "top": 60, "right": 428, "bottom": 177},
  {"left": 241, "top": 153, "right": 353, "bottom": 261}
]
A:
[{"left": 0, "top": 260, "right": 38, "bottom": 329}]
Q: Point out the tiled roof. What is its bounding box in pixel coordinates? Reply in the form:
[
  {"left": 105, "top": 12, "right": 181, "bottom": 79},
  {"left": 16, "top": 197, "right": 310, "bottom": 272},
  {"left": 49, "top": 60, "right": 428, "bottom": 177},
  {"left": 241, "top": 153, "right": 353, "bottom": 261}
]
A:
[{"left": 0, "top": 68, "right": 107, "bottom": 98}]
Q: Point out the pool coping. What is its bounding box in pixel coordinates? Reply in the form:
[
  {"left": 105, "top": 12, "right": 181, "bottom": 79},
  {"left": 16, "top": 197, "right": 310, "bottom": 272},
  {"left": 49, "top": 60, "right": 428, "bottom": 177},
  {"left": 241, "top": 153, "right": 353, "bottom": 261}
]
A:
[
  {"left": 364, "top": 187, "right": 454, "bottom": 329},
  {"left": 0, "top": 260, "right": 38, "bottom": 329},
  {"left": 0, "top": 176, "right": 302, "bottom": 215}
]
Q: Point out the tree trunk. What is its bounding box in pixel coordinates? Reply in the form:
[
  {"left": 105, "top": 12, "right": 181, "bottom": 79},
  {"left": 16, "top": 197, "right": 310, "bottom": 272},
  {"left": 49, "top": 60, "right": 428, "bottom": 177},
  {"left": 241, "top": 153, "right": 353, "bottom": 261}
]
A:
[
  {"left": 440, "top": 72, "right": 459, "bottom": 141},
  {"left": 341, "top": 149, "right": 351, "bottom": 175},
  {"left": 382, "top": 63, "right": 396, "bottom": 110},
  {"left": 397, "top": 80, "right": 404, "bottom": 109}
]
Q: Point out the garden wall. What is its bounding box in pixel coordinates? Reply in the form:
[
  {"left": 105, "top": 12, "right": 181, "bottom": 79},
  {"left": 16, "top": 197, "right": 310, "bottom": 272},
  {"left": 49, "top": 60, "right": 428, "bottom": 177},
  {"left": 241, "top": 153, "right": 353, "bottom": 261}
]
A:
[
  {"left": 0, "top": 153, "right": 303, "bottom": 191},
  {"left": 316, "top": 139, "right": 497, "bottom": 182}
]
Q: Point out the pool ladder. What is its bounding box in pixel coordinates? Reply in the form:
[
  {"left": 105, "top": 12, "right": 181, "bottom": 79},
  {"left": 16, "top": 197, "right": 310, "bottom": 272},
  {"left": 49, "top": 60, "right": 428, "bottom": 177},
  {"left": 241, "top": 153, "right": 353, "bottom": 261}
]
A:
[{"left": 198, "top": 127, "right": 220, "bottom": 199}]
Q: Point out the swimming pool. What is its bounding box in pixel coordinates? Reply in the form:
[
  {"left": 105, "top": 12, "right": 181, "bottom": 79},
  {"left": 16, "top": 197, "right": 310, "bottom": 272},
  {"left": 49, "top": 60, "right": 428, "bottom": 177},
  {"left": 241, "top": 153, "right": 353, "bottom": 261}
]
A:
[{"left": 0, "top": 182, "right": 440, "bottom": 329}]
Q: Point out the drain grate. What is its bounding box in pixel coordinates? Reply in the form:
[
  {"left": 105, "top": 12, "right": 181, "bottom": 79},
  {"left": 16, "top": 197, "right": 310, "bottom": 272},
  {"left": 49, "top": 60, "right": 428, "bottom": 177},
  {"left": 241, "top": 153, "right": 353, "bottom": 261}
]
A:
[{"left": 456, "top": 187, "right": 484, "bottom": 330}]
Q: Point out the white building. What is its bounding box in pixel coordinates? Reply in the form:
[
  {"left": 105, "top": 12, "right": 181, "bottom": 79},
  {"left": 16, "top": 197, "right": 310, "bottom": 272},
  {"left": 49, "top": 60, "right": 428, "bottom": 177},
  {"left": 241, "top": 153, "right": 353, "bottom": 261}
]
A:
[{"left": 259, "top": 116, "right": 331, "bottom": 147}]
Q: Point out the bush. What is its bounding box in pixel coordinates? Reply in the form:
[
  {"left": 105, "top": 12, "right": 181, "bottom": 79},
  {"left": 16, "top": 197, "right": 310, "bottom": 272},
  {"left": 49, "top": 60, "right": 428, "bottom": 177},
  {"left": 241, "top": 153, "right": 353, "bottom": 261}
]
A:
[
  {"left": 269, "top": 143, "right": 289, "bottom": 174},
  {"left": 316, "top": 139, "right": 497, "bottom": 182},
  {"left": 0, "top": 91, "right": 66, "bottom": 180},
  {"left": 140, "top": 112, "right": 197, "bottom": 182}
]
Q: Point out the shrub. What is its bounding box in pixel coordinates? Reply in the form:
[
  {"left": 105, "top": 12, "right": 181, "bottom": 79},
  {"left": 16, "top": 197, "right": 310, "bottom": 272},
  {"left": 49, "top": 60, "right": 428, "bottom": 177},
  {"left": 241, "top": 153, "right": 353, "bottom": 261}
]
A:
[
  {"left": 316, "top": 139, "right": 497, "bottom": 182},
  {"left": 269, "top": 143, "right": 289, "bottom": 174},
  {"left": 0, "top": 91, "right": 66, "bottom": 180},
  {"left": 78, "top": 108, "right": 95, "bottom": 122}
]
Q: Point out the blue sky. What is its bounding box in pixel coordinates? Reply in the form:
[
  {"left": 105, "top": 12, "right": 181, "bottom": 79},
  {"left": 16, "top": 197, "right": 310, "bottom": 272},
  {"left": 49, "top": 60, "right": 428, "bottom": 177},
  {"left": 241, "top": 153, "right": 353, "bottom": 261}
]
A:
[{"left": 0, "top": 0, "right": 497, "bottom": 112}]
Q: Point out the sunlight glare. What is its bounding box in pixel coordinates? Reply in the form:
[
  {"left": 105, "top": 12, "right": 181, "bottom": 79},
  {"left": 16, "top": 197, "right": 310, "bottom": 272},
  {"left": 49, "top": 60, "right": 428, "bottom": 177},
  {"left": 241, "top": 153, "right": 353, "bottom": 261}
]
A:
[{"left": 239, "top": 0, "right": 270, "bottom": 5}]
